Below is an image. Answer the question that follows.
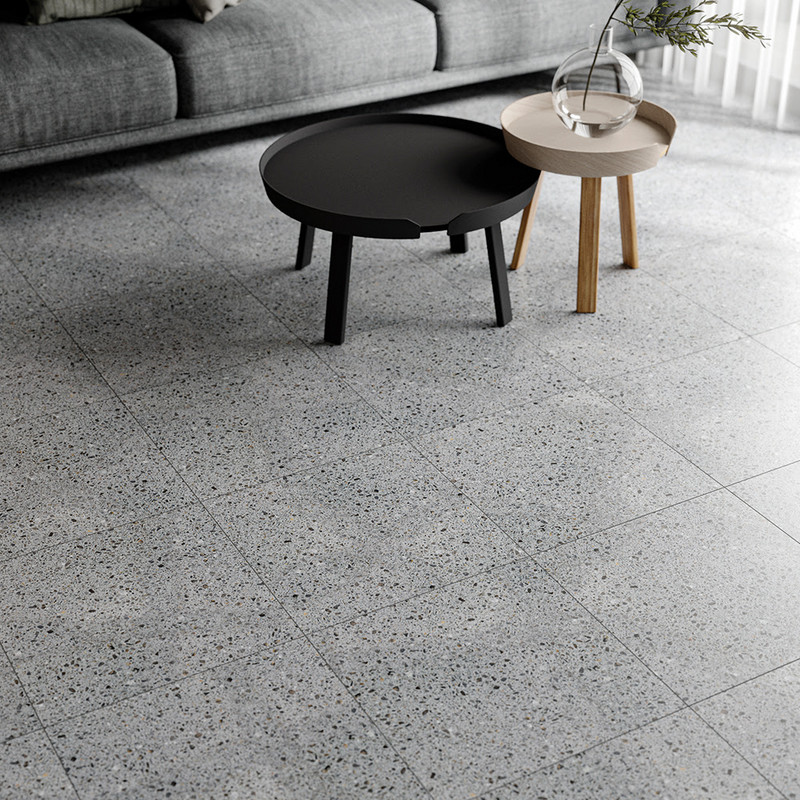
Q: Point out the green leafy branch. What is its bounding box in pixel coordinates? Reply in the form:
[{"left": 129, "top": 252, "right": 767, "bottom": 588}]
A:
[
  {"left": 616, "top": 0, "right": 768, "bottom": 55},
  {"left": 581, "top": 0, "right": 768, "bottom": 109}
]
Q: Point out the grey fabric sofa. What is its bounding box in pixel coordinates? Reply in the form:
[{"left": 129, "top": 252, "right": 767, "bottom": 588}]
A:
[{"left": 0, "top": 0, "right": 655, "bottom": 172}]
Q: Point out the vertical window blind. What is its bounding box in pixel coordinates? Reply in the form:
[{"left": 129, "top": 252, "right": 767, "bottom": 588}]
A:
[{"left": 646, "top": 0, "right": 800, "bottom": 129}]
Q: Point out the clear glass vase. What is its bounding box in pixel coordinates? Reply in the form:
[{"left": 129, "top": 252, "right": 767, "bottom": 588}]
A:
[{"left": 551, "top": 24, "right": 643, "bottom": 138}]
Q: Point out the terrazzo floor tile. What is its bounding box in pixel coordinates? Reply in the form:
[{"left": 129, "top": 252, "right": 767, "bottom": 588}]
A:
[
  {"left": 778, "top": 216, "right": 800, "bottom": 244},
  {"left": 48, "top": 638, "right": 427, "bottom": 800},
  {"left": 0, "top": 164, "right": 103, "bottom": 239},
  {"left": 242, "top": 226, "right": 487, "bottom": 344},
  {"left": 207, "top": 442, "right": 522, "bottom": 629},
  {"left": 397, "top": 206, "right": 578, "bottom": 311},
  {"left": 310, "top": 560, "right": 682, "bottom": 799},
  {"left": 107, "top": 134, "right": 288, "bottom": 273},
  {"left": 631, "top": 157, "right": 771, "bottom": 257},
  {"left": 0, "top": 307, "right": 113, "bottom": 424},
  {"left": 317, "top": 315, "right": 580, "bottom": 434},
  {"left": 729, "top": 461, "right": 800, "bottom": 542},
  {"left": 0, "top": 504, "right": 297, "bottom": 725},
  {"left": 1, "top": 175, "right": 224, "bottom": 309},
  {"left": 123, "top": 345, "right": 400, "bottom": 497},
  {"left": 415, "top": 386, "right": 718, "bottom": 550},
  {"left": 536, "top": 490, "right": 800, "bottom": 703},
  {"left": 0, "top": 399, "right": 195, "bottom": 560},
  {"left": 57, "top": 276, "right": 295, "bottom": 394},
  {"left": 645, "top": 226, "right": 800, "bottom": 334},
  {"left": 218, "top": 211, "right": 308, "bottom": 281},
  {"left": 694, "top": 660, "right": 800, "bottom": 799},
  {"left": 730, "top": 462, "right": 800, "bottom": 542},
  {"left": 0, "top": 252, "right": 45, "bottom": 317},
  {"left": 486, "top": 709, "right": 782, "bottom": 799},
  {"left": 695, "top": 126, "right": 800, "bottom": 228},
  {"left": 110, "top": 133, "right": 274, "bottom": 216},
  {"left": 0, "top": 731, "right": 78, "bottom": 800},
  {"left": 664, "top": 102, "right": 798, "bottom": 169},
  {"left": 754, "top": 320, "right": 800, "bottom": 367},
  {"left": 724, "top": 162, "right": 800, "bottom": 229},
  {"left": 535, "top": 156, "right": 759, "bottom": 265},
  {"left": 510, "top": 265, "right": 742, "bottom": 382},
  {"left": 0, "top": 648, "right": 40, "bottom": 742},
  {"left": 596, "top": 337, "right": 800, "bottom": 485},
  {"left": 3, "top": 68, "right": 800, "bottom": 799}
]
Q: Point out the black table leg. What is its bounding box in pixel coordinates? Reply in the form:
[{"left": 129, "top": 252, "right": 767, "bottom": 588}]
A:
[
  {"left": 449, "top": 233, "right": 468, "bottom": 253},
  {"left": 296, "top": 223, "right": 315, "bottom": 270},
  {"left": 485, "top": 224, "right": 511, "bottom": 327},
  {"left": 324, "top": 232, "right": 353, "bottom": 345}
]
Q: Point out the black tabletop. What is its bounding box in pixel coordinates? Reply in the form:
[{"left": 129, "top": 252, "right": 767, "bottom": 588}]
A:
[{"left": 259, "top": 114, "right": 539, "bottom": 239}]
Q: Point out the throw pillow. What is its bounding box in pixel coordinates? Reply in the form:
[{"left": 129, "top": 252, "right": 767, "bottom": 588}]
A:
[
  {"left": 24, "top": 0, "right": 180, "bottom": 24},
  {"left": 184, "top": 0, "right": 242, "bottom": 23}
]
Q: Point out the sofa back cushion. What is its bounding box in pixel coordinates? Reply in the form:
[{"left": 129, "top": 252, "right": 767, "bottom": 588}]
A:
[
  {"left": 416, "top": 0, "right": 647, "bottom": 71},
  {"left": 132, "top": 0, "right": 437, "bottom": 118},
  {"left": 0, "top": 18, "right": 178, "bottom": 154}
]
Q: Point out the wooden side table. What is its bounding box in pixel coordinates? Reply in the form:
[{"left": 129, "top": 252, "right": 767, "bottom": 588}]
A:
[{"left": 501, "top": 93, "right": 676, "bottom": 312}]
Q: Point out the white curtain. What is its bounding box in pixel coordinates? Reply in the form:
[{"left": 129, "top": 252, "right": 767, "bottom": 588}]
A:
[{"left": 647, "top": 0, "right": 800, "bottom": 129}]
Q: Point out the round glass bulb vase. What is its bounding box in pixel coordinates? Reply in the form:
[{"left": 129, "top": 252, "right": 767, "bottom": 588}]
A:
[{"left": 551, "top": 25, "right": 643, "bottom": 138}]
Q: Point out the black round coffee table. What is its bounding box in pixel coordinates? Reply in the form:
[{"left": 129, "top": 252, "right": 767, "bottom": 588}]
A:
[{"left": 259, "top": 113, "right": 540, "bottom": 344}]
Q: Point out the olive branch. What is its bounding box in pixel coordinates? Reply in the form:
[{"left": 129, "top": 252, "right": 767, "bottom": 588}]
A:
[{"left": 619, "top": 0, "right": 768, "bottom": 54}]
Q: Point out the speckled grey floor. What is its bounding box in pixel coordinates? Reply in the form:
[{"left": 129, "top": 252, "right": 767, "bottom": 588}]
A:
[{"left": 2, "top": 66, "right": 800, "bottom": 800}]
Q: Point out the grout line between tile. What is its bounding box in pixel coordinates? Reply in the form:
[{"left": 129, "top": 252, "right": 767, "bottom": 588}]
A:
[
  {"left": 194, "top": 493, "right": 440, "bottom": 798},
  {"left": 582, "top": 331, "right": 751, "bottom": 385},
  {"left": 0, "top": 641, "right": 44, "bottom": 744},
  {"left": 105, "top": 366, "right": 439, "bottom": 797},
  {"left": 750, "top": 330, "right": 800, "bottom": 370},
  {"left": 530, "top": 560, "right": 690, "bottom": 708},
  {"left": 686, "top": 704, "right": 792, "bottom": 800},
  {"left": 686, "top": 655, "right": 800, "bottom": 713},
  {"left": 475, "top": 705, "right": 693, "bottom": 800},
  {"left": 526, "top": 484, "right": 724, "bottom": 558},
  {"left": 582, "top": 379, "right": 727, "bottom": 487},
  {"left": 726, "top": 457, "right": 800, "bottom": 487},
  {"left": 0, "top": 502, "right": 195, "bottom": 567},
  {"left": 0, "top": 641, "right": 83, "bottom": 798},
  {"left": 722, "top": 484, "right": 800, "bottom": 547}
]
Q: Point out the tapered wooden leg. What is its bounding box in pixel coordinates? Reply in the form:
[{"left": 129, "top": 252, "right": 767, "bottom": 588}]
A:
[
  {"left": 510, "top": 173, "right": 544, "bottom": 271},
  {"left": 485, "top": 224, "right": 512, "bottom": 327},
  {"left": 577, "top": 177, "right": 602, "bottom": 313},
  {"left": 617, "top": 175, "right": 639, "bottom": 269},
  {"left": 296, "top": 223, "right": 315, "bottom": 270},
  {"left": 449, "top": 233, "right": 468, "bottom": 253},
  {"left": 324, "top": 233, "right": 353, "bottom": 345}
]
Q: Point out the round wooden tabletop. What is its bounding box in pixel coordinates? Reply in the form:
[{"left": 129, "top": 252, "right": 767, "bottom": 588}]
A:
[{"left": 501, "top": 92, "right": 676, "bottom": 178}]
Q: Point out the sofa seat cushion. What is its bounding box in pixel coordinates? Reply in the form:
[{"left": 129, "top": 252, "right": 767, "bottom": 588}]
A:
[
  {"left": 132, "top": 0, "right": 437, "bottom": 118},
  {"left": 0, "top": 18, "right": 177, "bottom": 155},
  {"left": 416, "top": 0, "right": 641, "bottom": 71}
]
